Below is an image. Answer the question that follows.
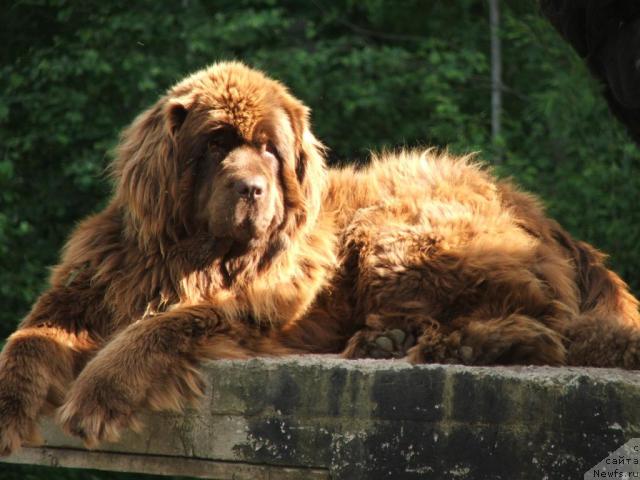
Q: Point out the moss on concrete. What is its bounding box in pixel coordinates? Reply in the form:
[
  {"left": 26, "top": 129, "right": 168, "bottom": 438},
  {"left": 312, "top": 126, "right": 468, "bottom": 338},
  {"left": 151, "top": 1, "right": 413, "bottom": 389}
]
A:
[{"left": 3, "top": 356, "right": 640, "bottom": 479}]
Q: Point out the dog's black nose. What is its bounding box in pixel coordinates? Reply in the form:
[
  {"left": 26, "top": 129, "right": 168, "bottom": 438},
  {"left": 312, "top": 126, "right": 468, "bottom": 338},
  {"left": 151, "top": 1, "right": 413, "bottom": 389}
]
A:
[{"left": 234, "top": 176, "right": 266, "bottom": 199}]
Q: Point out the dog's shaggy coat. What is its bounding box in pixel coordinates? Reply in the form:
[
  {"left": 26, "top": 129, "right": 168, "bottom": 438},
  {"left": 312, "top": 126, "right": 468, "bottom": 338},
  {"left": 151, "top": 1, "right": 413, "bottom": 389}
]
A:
[{"left": 1, "top": 62, "right": 639, "bottom": 455}]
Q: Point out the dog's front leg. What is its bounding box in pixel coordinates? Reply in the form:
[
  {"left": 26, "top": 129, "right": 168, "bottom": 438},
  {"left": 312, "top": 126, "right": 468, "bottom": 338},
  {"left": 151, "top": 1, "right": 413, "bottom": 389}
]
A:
[
  {"left": 0, "top": 283, "right": 105, "bottom": 457},
  {"left": 57, "top": 304, "right": 256, "bottom": 448}
]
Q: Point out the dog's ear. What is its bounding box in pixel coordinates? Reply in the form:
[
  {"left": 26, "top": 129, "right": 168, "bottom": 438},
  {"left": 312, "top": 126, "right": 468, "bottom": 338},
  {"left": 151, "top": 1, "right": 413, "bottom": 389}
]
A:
[
  {"left": 167, "top": 100, "right": 189, "bottom": 136},
  {"left": 255, "top": 97, "right": 327, "bottom": 267},
  {"left": 111, "top": 97, "right": 191, "bottom": 252},
  {"left": 277, "top": 97, "right": 327, "bottom": 235}
]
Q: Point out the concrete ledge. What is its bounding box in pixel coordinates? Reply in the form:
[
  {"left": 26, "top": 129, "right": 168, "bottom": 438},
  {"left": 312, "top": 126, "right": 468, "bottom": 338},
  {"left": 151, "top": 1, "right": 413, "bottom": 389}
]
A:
[{"left": 3, "top": 356, "right": 640, "bottom": 479}]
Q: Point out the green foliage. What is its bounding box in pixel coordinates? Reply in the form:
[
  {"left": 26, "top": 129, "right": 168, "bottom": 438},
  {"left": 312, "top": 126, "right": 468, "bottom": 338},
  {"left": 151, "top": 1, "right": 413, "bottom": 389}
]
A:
[{"left": 1, "top": 1, "right": 639, "bottom": 340}]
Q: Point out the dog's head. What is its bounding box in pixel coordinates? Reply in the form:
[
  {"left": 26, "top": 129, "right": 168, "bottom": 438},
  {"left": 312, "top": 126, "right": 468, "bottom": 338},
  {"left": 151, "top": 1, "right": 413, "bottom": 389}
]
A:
[{"left": 111, "top": 62, "right": 326, "bottom": 262}]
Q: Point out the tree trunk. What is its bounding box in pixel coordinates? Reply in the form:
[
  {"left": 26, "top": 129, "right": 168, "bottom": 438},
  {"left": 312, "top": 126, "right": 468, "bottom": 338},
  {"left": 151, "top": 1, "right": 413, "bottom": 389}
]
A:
[{"left": 489, "top": 0, "right": 503, "bottom": 162}]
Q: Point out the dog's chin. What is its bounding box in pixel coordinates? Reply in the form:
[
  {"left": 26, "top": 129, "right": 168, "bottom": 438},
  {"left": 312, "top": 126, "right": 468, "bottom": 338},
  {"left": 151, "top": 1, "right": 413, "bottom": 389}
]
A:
[{"left": 229, "top": 217, "right": 271, "bottom": 245}]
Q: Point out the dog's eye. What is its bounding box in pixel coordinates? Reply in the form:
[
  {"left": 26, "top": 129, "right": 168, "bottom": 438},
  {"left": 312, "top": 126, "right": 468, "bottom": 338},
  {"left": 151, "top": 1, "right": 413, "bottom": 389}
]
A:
[
  {"left": 209, "top": 127, "right": 241, "bottom": 152},
  {"left": 265, "top": 142, "right": 278, "bottom": 157},
  {"left": 262, "top": 142, "right": 279, "bottom": 164}
]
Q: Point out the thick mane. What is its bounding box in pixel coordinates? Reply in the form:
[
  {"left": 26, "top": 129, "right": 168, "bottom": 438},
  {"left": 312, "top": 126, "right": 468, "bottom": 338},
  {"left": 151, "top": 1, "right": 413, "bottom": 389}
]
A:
[{"left": 110, "top": 99, "right": 183, "bottom": 252}]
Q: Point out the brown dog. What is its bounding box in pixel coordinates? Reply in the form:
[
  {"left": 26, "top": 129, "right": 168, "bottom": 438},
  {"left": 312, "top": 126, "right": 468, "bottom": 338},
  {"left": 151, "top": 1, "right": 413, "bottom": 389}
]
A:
[{"left": 0, "top": 62, "right": 638, "bottom": 455}]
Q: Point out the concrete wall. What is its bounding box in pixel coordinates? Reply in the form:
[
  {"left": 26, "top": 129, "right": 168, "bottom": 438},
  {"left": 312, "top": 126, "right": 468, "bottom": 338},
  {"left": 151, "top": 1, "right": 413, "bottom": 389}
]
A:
[{"left": 3, "top": 356, "right": 640, "bottom": 479}]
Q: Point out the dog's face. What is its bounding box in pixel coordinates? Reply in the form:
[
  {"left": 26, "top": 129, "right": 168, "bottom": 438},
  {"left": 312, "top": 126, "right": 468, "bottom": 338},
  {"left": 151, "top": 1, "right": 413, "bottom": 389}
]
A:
[
  {"left": 192, "top": 132, "right": 283, "bottom": 243},
  {"left": 112, "top": 62, "right": 326, "bottom": 260}
]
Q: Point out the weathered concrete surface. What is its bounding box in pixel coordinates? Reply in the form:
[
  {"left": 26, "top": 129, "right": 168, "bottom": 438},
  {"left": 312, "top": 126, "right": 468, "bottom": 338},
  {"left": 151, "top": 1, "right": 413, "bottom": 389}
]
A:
[{"left": 3, "top": 356, "right": 640, "bottom": 479}]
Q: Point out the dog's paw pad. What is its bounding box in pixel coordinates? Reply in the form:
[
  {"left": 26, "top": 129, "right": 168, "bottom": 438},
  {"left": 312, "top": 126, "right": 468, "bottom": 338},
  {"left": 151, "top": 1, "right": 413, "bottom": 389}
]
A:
[
  {"left": 459, "top": 345, "right": 475, "bottom": 363},
  {"left": 374, "top": 336, "right": 394, "bottom": 353},
  {"left": 344, "top": 328, "right": 417, "bottom": 360}
]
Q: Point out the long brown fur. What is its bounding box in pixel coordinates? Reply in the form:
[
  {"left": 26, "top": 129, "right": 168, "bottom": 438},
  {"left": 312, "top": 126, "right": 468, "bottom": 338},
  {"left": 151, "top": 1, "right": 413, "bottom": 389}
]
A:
[{"left": 1, "top": 62, "right": 639, "bottom": 455}]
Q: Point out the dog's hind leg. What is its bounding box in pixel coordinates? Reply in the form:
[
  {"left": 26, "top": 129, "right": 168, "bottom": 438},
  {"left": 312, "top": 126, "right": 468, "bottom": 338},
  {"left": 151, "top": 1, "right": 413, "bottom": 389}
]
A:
[
  {"left": 342, "top": 326, "right": 417, "bottom": 359},
  {"left": 407, "top": 313, "right": 566, "bottom": 366},
  {"left": 341, "top": 313, "right": 429, "bottom": 359},
  {"left": 563, "top": 314, "right": 640, "bottom": 368}
]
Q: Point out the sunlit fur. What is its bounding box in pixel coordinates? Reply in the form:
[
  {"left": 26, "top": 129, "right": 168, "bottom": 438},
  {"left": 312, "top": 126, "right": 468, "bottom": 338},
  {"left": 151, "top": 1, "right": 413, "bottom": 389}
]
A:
[{"left": 1, "top": 62, "right": 639, "bottom": 455}]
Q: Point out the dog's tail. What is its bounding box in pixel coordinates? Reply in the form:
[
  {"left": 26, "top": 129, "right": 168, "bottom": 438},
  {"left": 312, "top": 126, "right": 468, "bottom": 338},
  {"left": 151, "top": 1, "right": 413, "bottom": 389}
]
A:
[
  {"left": 498, "top": 180, "right": 640, "bottom": 366},
  {"left": 551, "top": 226, "right": 639, "bottom": 323},
  {"left": 499, "top": 180, "right": 639, "bottom": 324},
  {"left": 551, "top": 225, "right": 640, "bottom": 367}
]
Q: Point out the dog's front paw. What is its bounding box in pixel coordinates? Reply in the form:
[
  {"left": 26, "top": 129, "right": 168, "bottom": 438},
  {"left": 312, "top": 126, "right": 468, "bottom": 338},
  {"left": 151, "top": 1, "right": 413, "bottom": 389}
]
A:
[
  {"left": 57, "top": 380, "right": 141, "bottom": 448},
  {"left": 0, "top": 398, "right": 42, "bottom": 457}
]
